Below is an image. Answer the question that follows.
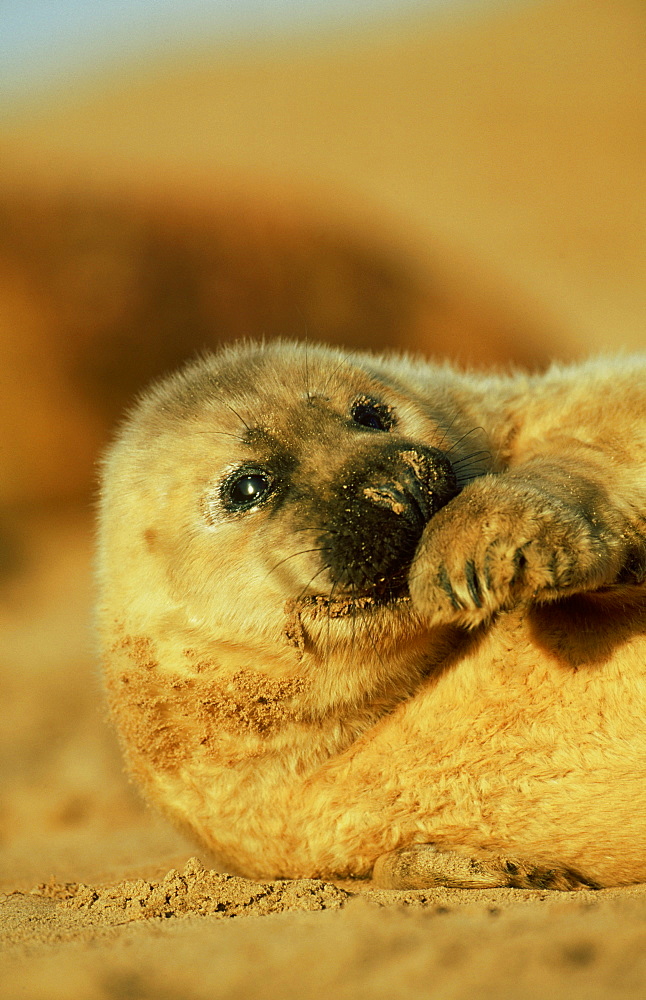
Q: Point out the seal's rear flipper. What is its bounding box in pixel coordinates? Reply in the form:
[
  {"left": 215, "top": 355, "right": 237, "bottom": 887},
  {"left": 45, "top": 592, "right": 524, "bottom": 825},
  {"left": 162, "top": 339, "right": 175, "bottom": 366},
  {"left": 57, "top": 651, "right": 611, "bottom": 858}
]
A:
[{"left": 372, "top": 843, "right": 600, "bottom": 891}]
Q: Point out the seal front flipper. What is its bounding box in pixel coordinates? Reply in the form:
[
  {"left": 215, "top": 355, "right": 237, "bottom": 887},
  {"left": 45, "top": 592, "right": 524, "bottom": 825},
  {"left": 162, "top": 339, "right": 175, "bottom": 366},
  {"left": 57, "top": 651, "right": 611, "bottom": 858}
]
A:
[
  {"left": 372, "top": 843, "right": 600, "bottom": 891},
  {"left": 408, "top": 456, "right": 646, "bottom": 629}
]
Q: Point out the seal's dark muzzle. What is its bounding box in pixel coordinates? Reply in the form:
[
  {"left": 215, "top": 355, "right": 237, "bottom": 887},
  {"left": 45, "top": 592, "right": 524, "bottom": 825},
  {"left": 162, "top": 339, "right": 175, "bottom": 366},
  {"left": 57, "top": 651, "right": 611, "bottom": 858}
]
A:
[{"left": 317, "top": 443, "right": 460, "bottom": 598}]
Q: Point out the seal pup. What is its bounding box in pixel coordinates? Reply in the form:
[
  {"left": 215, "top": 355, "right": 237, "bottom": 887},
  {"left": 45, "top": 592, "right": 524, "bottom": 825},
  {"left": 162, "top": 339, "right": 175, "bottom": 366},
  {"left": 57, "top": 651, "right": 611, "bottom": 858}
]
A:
[{"left": 97, "top": 341, "right": 646, "bottom": 889}]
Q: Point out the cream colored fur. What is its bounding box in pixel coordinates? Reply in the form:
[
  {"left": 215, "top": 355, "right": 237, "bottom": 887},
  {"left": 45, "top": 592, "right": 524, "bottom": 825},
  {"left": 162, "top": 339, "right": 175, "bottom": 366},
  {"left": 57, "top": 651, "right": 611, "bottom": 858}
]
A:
[{"left": 97, "top": 341, "right": 646, "bottom": 889}]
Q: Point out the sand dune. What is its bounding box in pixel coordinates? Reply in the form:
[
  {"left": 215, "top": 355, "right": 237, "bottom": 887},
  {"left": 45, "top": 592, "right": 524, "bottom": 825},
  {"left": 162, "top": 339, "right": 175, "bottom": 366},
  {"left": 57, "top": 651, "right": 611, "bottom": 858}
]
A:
[{"left": 2, "top": 0, "right": 645, "bottom": 354}]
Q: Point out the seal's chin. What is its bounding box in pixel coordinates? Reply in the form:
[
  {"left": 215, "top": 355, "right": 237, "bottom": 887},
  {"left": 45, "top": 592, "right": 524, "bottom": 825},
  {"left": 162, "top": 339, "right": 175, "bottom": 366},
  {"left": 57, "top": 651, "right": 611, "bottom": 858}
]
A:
[{"left": 284, "top": 586, "right": 423, "bottom": 656}]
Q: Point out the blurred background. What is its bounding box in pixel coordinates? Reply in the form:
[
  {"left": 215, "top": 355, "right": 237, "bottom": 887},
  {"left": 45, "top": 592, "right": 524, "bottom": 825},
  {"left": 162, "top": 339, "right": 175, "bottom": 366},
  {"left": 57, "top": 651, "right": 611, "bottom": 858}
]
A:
[{"left": 1, "top": 0, "right": 645, "bottom": 888}]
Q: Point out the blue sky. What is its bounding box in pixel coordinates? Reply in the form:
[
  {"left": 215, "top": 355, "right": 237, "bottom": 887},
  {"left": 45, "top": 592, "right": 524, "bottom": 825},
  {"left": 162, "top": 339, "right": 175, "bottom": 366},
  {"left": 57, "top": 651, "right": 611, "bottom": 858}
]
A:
[{"left": 2, "top": 1, "right": 505, "bottom": 99}]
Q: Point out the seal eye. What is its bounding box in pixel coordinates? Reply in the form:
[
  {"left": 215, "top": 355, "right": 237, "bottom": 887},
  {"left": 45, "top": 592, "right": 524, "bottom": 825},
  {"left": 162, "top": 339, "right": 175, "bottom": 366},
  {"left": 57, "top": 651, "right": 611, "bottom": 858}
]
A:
[
  {"left": 351, "top": 397, "right": 394, "bottom": 432},
  {"left": 224, "top": 471, "right": 274, "bottom": 511}
]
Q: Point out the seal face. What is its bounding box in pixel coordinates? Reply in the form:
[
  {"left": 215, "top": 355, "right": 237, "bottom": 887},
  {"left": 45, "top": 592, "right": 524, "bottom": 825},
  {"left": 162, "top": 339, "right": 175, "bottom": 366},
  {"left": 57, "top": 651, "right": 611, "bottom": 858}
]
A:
[
  {"left": 98, "top": 340, "right": 646, "bottom": 888},
  {"left": 125, "top": 342, "right": 487, "bottom": 664}
]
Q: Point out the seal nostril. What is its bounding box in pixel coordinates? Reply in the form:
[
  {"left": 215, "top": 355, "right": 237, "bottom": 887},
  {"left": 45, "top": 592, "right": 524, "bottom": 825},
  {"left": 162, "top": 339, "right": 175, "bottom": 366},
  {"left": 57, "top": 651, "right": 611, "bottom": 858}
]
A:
[
  {"left": 363, "top": 485, "right": 408, "bottom": 515},
  {"left": 362, "top": 462, "right": 458, "bottom": 527}
]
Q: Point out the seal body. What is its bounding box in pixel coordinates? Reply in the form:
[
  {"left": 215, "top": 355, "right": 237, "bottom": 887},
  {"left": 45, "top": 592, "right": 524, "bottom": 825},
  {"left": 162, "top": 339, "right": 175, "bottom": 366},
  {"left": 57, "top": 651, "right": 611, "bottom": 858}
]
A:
[{"left": 97, "top": 341, "right": 646, "bottom": 888}]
